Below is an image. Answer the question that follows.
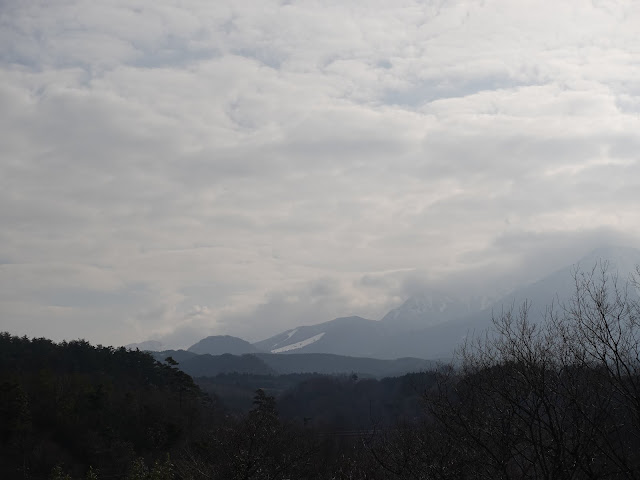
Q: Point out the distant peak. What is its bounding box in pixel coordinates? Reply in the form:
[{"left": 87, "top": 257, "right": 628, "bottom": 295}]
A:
[
  {"left": 125, "top": 340, "right": 163, "bottom": 351},
  {"left": 584, "top": 245, "right": 639, "bottom": 258},
  {"left": 577, "top": 245, "right": 640, "bottom": 275},
  {"left": 187, "top": 335, "right": 260, "bottom": 355}
]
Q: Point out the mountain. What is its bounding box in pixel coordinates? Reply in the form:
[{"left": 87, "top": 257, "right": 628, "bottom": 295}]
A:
[
  {"left": 249, "top": 246, "right": 640, "bottom": 361},
  {"left": 180, "top": 353, "right": 274, "bottom": 376},
  {"left": 577, "top": 245, "right": 640, "bottom": 284},
  {"left": 152, "top": 350, "right": 274, "bottom": 376},
  {"left": 376, "top": 245, "right": 640, "bottom": 360},
  {"left": 493, "top": 245, "right": 640, "bottom": 323},
  {"left": 154, "top": 350, "right": 435, "bottom": 378},
  {"left": 255, "top": 353, "right": 436, "bottom": 377},
  {"left": 381, "top": 291, "right": 495, "bottom": 331},
  {"left": 253, "top": 316, "right": 387, "bottom": 357},
  {"left": 125, "top": 340, "right": 163, "bottom": 351},
  {"left": 152, "top": 349, "right": 200, "bottom": 364},
  {"left": 188, "top": 335, "right": 262, "bottom": 355}
]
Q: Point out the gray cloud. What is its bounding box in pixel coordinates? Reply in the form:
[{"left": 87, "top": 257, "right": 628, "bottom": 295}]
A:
[{"left": 2, "top": 0, "right": 640, "bottom": 347}]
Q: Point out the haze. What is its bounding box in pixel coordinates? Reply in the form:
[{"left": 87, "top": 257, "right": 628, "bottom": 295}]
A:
[{"left": 1, "top": 0, "right": 640, "bottom": 349}]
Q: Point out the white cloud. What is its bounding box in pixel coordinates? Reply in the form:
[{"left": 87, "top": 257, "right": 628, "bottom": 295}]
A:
[{"left": 1, "top": 0, "right": 640, "bottom": 348}]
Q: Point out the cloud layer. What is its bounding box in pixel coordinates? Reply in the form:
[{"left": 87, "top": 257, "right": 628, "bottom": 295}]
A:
[{"left": 2, "top": 0, "right": 640, "bottom": 347}]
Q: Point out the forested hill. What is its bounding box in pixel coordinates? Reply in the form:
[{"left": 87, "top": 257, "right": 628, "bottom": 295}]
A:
[{"left": 0, "top": 333, "right": 215, "bottom": 479}]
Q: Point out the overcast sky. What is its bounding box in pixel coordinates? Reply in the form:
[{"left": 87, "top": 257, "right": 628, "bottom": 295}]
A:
[{"left": 1, "top": 0, "right": 640, "bottom": 348}]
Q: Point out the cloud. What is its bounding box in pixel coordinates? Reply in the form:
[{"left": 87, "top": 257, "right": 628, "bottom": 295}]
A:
[
  {"left": 1, "top": 0, "right": 640, "bottom": 347},
  {"left": 214, "top": 274, "right": 403, "bottom": 343}
]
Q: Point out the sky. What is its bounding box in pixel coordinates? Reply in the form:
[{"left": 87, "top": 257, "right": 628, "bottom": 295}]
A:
[{"left": 2, "top": 0, "right": 640, "bottom": 348}]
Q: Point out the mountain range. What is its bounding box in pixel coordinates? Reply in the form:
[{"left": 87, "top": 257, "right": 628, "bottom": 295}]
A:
[
  {"left": 136, "top": 246, "right": 640, "bottom": 364},
  {"left": 150, "top": 349, "right": 436, "bottom": 378}
]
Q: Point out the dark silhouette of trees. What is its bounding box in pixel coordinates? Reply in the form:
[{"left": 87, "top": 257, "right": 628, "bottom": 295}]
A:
[
  {"left": 178, "top": 388, "right": 319, "bottom": 480},
  {"left": 0, "top": 334, "right": 214, "bottom": 479},
  {"left": 409, "top": 263, "right": 640, "bottom": 480}
]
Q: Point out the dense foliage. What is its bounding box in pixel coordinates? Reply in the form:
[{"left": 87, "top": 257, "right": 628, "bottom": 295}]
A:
[
  {"left": 195, "top": 371, "right": 436, "bottom": 424},
  {"left": 0, "top": 334, "right": 214, "bottom": 479}
]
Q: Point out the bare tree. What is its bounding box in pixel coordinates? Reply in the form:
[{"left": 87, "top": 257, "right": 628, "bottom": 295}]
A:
[
  {"left": 558, "top": 263, "right": 640, "bottom": 478},
  {"left": 424, "top": 263, "right": 640, "bottom": 480}
]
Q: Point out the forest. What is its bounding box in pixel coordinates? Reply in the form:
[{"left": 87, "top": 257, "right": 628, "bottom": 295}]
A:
[{"left": 3, "top": 266, "right": 640, "bottom": 479}]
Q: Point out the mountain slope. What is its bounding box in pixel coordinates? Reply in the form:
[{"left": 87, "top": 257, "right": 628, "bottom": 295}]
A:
[
  {"left": 255, "top": 352, "right": 436, "bottom": 377},
  {"left": 152, "top": 349, "right": 274, "bottom": 376},
  {"left": 381, "top": 291, "right": 495, "bottom": 331},
  {"left": 253, "top": 316, "right": 387, "bottom": 357},
  {"left": 493, "top": 245, "right": 640, "bottom": 323},
  {"left": 188, "top": 335, "right": 262, "bottom": 355},
  {"left": 152, "top": 349, "right": 434, "bottom": 378},
  {"left": 249, "top": 246, "right": 640, "bottom": 361},
  {"left": 180, "top": 353, "right": 274, "bottom": 376},
  {"left": 377, "top": 245, "right": 640, "bottom": 360},
  {"left": 125, "top": 340, "right": 164, "bottom": 351}
]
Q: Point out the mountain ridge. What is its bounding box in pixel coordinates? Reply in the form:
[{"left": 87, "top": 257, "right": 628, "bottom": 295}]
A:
[
  {"left": 249, "top": 245, "right": 640, "bottom": 360},
  {"left": 136, "top": 246, "right": 640, "bottom": 363},
  {"left": 188, "top": 335, "right": 261, "bottom": 355}
]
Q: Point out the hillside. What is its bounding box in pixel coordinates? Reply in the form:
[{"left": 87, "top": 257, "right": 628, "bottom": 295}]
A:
[
  {"left": 255, "top": 352, "right": 436, "bottom": 377},
  {"left": 253, "top": 316, "right": 388, "bottom": 357},
  {"left": 0, "top": 333, "right": 214, "bottom": 479},
  {"left": 188, "top": 335, "right": 262, "bottom": 355}
]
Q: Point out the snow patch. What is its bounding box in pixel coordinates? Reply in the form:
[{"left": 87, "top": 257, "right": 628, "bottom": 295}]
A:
[
  {"left": 271, "top": 332, "right": 325, "bottom": 353},
  {"left": 269, "top": 328, "right": 299, "bottom": 349},
  {"left": 285, "top": 328, "right": 298, "bottom": 340}
]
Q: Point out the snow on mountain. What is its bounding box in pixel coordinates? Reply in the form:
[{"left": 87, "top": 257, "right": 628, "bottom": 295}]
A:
[
  {"left": 381, "top": 291, "right": 497, "bottom": 331},
  {"left": 253, "top": 316, "right": 386, "bottom": 357},
  {"left": 188, "top": 246, "right": 640, "bottom": 362},
  {"left": 285, "top": 329, "right": 298, "bottom": 340},
  {"left": 382, "top": 293, "right": 455, "bottom": 329},
  {"left": 268, "top": 328, "right": 298, "bottom": 350},
  {"left": 271, "top": 332, "right": 325, "bottom": 353}
]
